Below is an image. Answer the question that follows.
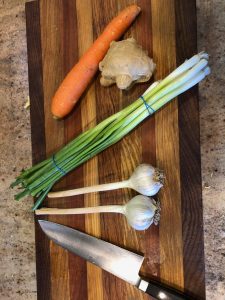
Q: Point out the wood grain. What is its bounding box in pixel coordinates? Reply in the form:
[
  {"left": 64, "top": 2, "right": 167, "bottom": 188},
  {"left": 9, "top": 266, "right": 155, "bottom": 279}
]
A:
[
  {"left": 152, "top": 0, "right": 184, "bottom": 291},
  {"left": 76, "top": 1, "right": 104, "bottom": 299},
  {"left": 25, "top": 2, "right": 50, "bottom": 300},
  {"left": 26, "top": 0, "right": 206, "bottom": 299},
  {"left": 39, "top": 1, "right": 70, "bottom": 299},
  {"left": 39, "top": 1, "right": 87, "bottom": 299},
  {"left": 61, "top": 2, "right": 87, "bottom": 299},
  {"left": 175, "top": 1, "right": 205, "bottom": 298},
  {"left": 92, "top": 1, "right": 134, "bottom": 298},
  {"left": 133, "top": 0, "right": 159, "bottom": 282},
  {"left": 91, "top": 1, "right": 152, "bottom": 299}
]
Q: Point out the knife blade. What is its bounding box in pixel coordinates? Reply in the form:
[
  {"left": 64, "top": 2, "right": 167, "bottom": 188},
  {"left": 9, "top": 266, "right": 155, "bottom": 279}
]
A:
[{"left": 39, "top": 220, "right": 190, "bottom": 300}]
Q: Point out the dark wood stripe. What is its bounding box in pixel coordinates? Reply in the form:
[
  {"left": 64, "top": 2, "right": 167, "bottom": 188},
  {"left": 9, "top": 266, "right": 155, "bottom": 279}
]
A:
[
  {"left": 62, "top": 1, "right": 87, "bottom": 300},
  {"left": 26, "top": 1, "right": 46, "bottom": 166},
  {"left": 175, "top": 1, "right": 206, "bottom": 299},
  {"left": 136, "top": 0, "right": 160, "bottom": 282},
  {"left": 25, "top": 2, "right": 51, "bottom": 300}
]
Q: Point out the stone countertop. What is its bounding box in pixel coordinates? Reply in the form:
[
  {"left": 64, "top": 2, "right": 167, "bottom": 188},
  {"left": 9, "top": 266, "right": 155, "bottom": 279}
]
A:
[{"left": 0, "top": 0, "right": 224, "bottom": 299}]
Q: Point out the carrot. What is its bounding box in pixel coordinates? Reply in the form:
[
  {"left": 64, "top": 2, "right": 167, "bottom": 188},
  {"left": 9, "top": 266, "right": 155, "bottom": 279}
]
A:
[{"left": 51, "top": 4, "right": 141, "bottom": 119}]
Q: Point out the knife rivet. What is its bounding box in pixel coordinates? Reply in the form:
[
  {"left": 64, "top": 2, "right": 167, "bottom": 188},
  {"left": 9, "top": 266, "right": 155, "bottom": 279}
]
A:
[{"left": 158, "top": 291, "right": 167, "bottom": 299}]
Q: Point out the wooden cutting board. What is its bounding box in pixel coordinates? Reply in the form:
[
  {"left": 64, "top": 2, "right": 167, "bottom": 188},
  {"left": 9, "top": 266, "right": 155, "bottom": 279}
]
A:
[{"left": 26, "top": 1, "right": 205, "bottom": 299}]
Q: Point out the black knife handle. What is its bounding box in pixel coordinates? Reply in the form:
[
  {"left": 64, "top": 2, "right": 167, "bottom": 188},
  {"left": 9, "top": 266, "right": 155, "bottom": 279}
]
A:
[{"left": 139, "top": 279, "right": 190, "bottom": 300}]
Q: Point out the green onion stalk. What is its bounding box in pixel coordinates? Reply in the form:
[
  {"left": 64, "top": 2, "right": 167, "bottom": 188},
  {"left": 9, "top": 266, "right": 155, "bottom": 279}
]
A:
[{"left": 11, "top": 52, "right": 210, "bottom": 210}]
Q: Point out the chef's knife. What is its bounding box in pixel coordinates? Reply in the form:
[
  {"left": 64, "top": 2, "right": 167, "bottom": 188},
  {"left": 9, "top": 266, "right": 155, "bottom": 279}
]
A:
[{"left": 39, "top": 220, "right": 189, "bottom": 300}]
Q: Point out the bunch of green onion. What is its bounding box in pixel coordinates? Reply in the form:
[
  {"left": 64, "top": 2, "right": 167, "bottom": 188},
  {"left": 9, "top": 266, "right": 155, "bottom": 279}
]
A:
[{"left": 11, "top": 52, "right": 210, "bottom": 210}]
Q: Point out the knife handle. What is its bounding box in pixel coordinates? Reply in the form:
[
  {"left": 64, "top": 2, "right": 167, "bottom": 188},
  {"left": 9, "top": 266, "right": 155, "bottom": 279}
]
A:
[{"left": 139, "top": 279, "right": 190, "bottom": 300}]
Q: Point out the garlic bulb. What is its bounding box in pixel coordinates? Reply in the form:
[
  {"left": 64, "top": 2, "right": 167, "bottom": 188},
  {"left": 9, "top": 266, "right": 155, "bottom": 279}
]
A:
[
  {"left": 124, "top": 195, "right": 157, "bottom": 230},
  {"left": 128, "top": 164, "right": 163, "bottom": 196},
  {"left": 36, "top": 195, "right": 160, "bottom": 231}
]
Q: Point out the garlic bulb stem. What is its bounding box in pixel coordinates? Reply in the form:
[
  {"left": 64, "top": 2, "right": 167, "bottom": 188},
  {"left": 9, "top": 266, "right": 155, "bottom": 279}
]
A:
[
  {"left": 36, "top": 205, "right": 124, "bottom": 215},
  {"left": 48, "top": 180, "right": 130, "bottom": 198}
]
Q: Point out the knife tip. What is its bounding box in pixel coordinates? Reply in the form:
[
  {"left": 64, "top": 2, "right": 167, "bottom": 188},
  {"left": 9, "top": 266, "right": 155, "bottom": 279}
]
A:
[
  {"left": 37, "top": 219, "right": 49, "bottom": 230},
  {"left": 38, "top": 219, "right": 44, "bottom": 225}
]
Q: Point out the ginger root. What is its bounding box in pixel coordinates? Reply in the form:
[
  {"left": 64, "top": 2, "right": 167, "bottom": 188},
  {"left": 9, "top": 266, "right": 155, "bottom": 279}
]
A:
[{"left": 99, "top": 38, "right": 155, "bottom": 90}]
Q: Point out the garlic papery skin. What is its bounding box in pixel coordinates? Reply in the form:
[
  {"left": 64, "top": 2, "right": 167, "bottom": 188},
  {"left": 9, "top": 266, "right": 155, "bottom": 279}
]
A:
[
  {"left": 128, "top": 164, "right": 163, "bottom": 196},
  {"left": 124, "top": 195, "right": 157, "bottom": 231}
]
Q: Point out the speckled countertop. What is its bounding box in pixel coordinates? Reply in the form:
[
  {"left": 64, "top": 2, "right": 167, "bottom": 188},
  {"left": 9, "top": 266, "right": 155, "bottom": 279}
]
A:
[{"left": 0, "top": 1, "right": 224, "bottom": 299}]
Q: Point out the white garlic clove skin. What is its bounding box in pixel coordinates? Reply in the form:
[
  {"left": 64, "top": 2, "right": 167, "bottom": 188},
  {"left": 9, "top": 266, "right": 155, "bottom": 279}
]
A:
[
  {"left": 124, "top": 195, "right": 157, "bottom": 231},
  {"left": 129, "top": 164, "right": 163, "bottom": 196},
  {"left": 138, "top": 181, "right": 163, "bottom": 197}
]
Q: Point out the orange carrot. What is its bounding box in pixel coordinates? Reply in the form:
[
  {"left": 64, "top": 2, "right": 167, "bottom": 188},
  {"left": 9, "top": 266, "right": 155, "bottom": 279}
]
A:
[{"left": 51, "top": 4, "right": 141, "bottom": 119}]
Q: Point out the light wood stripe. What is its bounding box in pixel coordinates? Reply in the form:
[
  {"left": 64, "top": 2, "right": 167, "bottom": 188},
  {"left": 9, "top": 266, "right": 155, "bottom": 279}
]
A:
[
  {"left": 49, "top": 241, "right": 70, "bottom": 300},
  {"left": 152, "top": 0, "right": 184, "bottom": 290},
  {"left": 76, "top": 1, "right": 104, "bottom": 299},
  {"left": 40, "top": 0, "right": 65, "bottom": 157}
]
